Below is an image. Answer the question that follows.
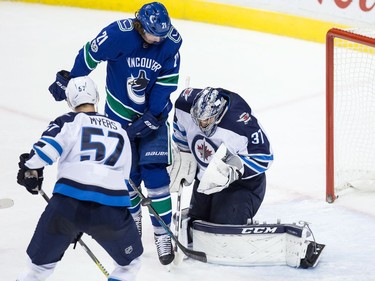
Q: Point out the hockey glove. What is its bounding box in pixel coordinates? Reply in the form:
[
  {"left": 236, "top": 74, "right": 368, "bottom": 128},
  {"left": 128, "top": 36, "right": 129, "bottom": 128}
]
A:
[
  {"left": 198, "top": 144, "right": 243, "bottom": 195},
  {"left": 17, "top": 153, "right": 44, "bottom": 195},
  {"left": 48, "top": 70, "right": 71, "bottom": 101},
  {"left": 126, "top": 111, "right": 165, "bottom": 140}
]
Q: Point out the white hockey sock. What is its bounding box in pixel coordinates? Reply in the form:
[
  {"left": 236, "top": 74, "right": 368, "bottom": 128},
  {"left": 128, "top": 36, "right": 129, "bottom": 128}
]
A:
[{"left": 17, "top": 258, "right": 57, "bottom": 281}]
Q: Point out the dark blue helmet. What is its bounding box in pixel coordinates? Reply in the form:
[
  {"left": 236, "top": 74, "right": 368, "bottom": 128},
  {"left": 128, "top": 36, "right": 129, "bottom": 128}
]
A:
[{"left": 136, "top": 2, "right": 171, "bottom": 37}]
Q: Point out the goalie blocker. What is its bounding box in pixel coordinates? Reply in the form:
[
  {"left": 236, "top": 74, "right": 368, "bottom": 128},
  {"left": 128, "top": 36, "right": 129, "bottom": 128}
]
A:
[{"left": 176, "top": 213, "right": 324, "bottom": 268}]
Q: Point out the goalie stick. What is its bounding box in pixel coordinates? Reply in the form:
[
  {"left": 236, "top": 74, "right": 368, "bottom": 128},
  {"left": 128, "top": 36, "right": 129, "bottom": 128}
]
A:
[
  {"left": 39, "top": 189, "right": 110, "bottom": 278},
  {"left": 0, "top": 198, "right": 14, "bottom": 209},
  {"left": 173, "top": 179, "right": 186, "bottom": 265},
  {"left": 128, "top": 179, "right": 207, "bottom": 263}
]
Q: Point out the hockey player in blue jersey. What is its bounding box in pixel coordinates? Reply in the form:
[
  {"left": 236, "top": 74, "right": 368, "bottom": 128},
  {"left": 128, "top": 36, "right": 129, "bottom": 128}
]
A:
[
  {"left": 48, "top": 2, "right": 182, "bottom": 265},
  {"left": 16, "top": 77, "right": 143, "bottom": 281},
  {"left": 172, "top": 87, "right": 273, "bottom": 225}
]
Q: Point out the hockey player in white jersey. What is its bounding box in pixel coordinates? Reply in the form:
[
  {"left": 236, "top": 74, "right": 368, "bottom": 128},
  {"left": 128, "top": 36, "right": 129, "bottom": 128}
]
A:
[
  {"left": 16, "top": 77, "right": 143, "bottom": 281},
  {"left": 173, "top": 87, "right": 273, "bottom": 225},
  {"left": 172, "top": 87, "right": 325, "bottom": 268}
]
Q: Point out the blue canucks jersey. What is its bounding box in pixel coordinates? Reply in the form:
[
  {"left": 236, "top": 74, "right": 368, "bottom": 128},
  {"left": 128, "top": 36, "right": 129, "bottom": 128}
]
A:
[
  {"left": 70, "top": 18, "right": 182, "bottom": 125},
  {"left": 25, "top": 112, "right": 132, "bottom": 207},
  {"left": 173, "top": 88, "right": 274, "bottom": 180}
]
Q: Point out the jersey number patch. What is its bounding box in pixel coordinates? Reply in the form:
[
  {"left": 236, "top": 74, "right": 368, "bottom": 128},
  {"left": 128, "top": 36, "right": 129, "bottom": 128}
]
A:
[{"left": 80, "top": 127, "right": 124, "bottom": 166}]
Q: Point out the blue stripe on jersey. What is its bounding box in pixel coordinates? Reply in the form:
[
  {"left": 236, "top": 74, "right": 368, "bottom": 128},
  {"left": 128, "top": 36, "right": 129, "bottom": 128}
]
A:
[
  {"left": 41, "top": 137, "right": 63, "bottom": 155},
  {"left": 173, "top": 122, "right": 186, "bottom": 136},
  {"left": 252, "top": 154, "right": 274, "bottom": 161},
  {"left": 53, "top": 178, "right": 131, "bottom": 207},
  {"left": 172, "top": 135, "right": 189, "bottom": 147},
  {"left": 58, "top": 178, "right": 129, "bottom": 195},
  {"left": 239, "top": 155, "right": 269, "bottom": 173},
  {"left": 54, "top": 184, "right": 131, "bottom": 207},
  {"left": 33, "top": 146, "right": 53, "bottom": 165}
]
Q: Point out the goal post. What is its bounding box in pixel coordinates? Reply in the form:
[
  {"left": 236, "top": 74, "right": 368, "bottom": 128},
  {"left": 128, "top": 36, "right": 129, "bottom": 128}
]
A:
[{"left": 326, "top": 28, "right": 375, "bottom": 203}]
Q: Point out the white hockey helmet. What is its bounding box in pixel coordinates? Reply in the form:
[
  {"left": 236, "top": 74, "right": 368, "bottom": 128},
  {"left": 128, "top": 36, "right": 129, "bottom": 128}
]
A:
[
  {"left": 66, "top": 76, "right": 99, "bottom": 110},
  {"left": 190, "top": 87, "right": 228, "bottom": 137}
]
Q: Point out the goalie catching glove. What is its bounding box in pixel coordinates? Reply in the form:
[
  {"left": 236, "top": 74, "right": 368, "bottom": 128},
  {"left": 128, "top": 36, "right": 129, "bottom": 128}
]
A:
[
  {"left": 17, "top": 153, "right": 44, "bottom": 195},
  {"left": 198, "top": 143, "right": 244, "bottom": 195}
]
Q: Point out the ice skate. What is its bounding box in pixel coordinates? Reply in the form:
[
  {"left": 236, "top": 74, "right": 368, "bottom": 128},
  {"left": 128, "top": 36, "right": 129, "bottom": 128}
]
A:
[{"left": 154, "top": 233, "right": 174, "bottom": 265}]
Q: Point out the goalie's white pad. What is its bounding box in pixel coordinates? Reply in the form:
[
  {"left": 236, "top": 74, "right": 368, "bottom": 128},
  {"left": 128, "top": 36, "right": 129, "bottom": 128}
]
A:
[
  {"left": 198, "top": 143, "right": 244, "bottom": 195},
  {"left": 168, "top": 143, "right": 197, "bottom": 192},
  {"left": 191, "top": 220, "right": 325, "bottom": 268}
]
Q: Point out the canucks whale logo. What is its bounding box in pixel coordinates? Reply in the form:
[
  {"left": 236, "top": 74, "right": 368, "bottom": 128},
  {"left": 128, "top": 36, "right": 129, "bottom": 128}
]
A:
[{"left": 127, "top": 70, "right": 149, "bottom": 105}]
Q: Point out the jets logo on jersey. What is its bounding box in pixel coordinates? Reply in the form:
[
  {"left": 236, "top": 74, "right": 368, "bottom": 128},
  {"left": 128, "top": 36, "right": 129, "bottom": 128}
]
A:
[
  {"left": 237, "top": 112, "right": 251, "bottom": 124},
  {"left": 127, "top": 70, "right": 149, "bottom": 105},
  {"left": 181, "top": 88, "right": 193, "bottom": 101},
  {"left": 191, "top": 135, "right": 218, "bottom": 167}
]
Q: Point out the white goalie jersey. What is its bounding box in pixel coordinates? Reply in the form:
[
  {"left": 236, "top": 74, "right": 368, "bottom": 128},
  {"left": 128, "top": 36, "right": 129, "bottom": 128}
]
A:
[{"left": 172, "top": 88, "right": 273, "bottom": 181}]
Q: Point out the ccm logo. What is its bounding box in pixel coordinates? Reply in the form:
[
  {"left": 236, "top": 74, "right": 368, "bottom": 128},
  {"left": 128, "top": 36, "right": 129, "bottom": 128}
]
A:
[{"left": 241, "top": 227, "right": 278, "bottom": 234}]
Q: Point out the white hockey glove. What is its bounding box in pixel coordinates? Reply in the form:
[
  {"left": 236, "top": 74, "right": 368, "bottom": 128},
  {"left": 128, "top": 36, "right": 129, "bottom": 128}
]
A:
[
  {"left": 168, "top": 142, "right": 197, "bottom": 192},
  {"left": 198, "top": 143, "right": 244, "bottom": 195}
]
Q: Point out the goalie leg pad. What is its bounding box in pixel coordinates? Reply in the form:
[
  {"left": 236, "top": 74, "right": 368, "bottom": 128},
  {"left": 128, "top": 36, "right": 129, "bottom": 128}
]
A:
[{"left": 191, "top": 220, "right": 324, "bottom": 268}]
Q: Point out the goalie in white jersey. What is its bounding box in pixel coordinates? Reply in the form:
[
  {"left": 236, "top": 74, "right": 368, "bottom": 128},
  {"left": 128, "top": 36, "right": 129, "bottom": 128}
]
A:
[
  {"left": 16, "top": 77, "right": 143, "bottom": 281},
  {"left": 172, "top": 89, "right": 325, "bottom": 269},
  {"left": 172, "top": 87, "right": 273, "bottom": 225}
]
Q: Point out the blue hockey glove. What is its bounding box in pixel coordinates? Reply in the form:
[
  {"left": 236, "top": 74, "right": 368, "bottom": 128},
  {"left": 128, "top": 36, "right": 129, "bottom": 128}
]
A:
[
  {"left": 126, "top": 111, "right": 165, "bottom": 140},
  {"left": 17, "top": 153, "right": 44, "bottom": 195},
  {"left": 48, "top": 70, "right": 71, "bottom": 101}
]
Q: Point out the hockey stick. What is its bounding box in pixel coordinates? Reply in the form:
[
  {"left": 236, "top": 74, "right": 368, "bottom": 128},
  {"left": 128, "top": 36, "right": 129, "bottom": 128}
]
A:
[
  {"left": 173, "top": 179, "right": 186, "bottom": 265},
  {"left": 128, "top": 179, "right": 207, "bottom": 263},
  {"left": 38, "top": 189, "right": 110, "bottom": 278}
]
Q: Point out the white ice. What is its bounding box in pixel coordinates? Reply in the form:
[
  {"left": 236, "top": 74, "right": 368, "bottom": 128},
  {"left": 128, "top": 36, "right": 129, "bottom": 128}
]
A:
[{"left": 1, "top": 2, "right": 374, "bottom": 281}]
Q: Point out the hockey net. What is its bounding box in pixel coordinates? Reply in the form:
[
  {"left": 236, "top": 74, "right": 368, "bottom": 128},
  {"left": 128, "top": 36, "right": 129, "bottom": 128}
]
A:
[{"left": 326, "top": 28, "right": 375, "bottom": 203}]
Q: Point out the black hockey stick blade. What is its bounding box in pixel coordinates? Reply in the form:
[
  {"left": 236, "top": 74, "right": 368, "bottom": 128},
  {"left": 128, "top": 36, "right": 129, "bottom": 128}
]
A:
[{"left": 128, "top": 179, "right": 207, "bottom": 262}]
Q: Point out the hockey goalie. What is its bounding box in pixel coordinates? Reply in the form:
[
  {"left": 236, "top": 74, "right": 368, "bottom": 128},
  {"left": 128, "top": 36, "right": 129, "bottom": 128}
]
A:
[{"left": 169, "top": 87, "right": 325, "bottom": 268}]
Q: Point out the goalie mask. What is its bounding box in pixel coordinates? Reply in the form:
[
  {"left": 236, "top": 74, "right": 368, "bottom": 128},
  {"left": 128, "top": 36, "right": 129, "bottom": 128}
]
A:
[
  {"left": 66, "top": 76, "right": 99, "bottom": 110},
  {"left": 191, "top": 87, "right": 228, "bottom": 137},
  {"left": 135, "top": 2, "right": 171, "bottom": 40}
]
